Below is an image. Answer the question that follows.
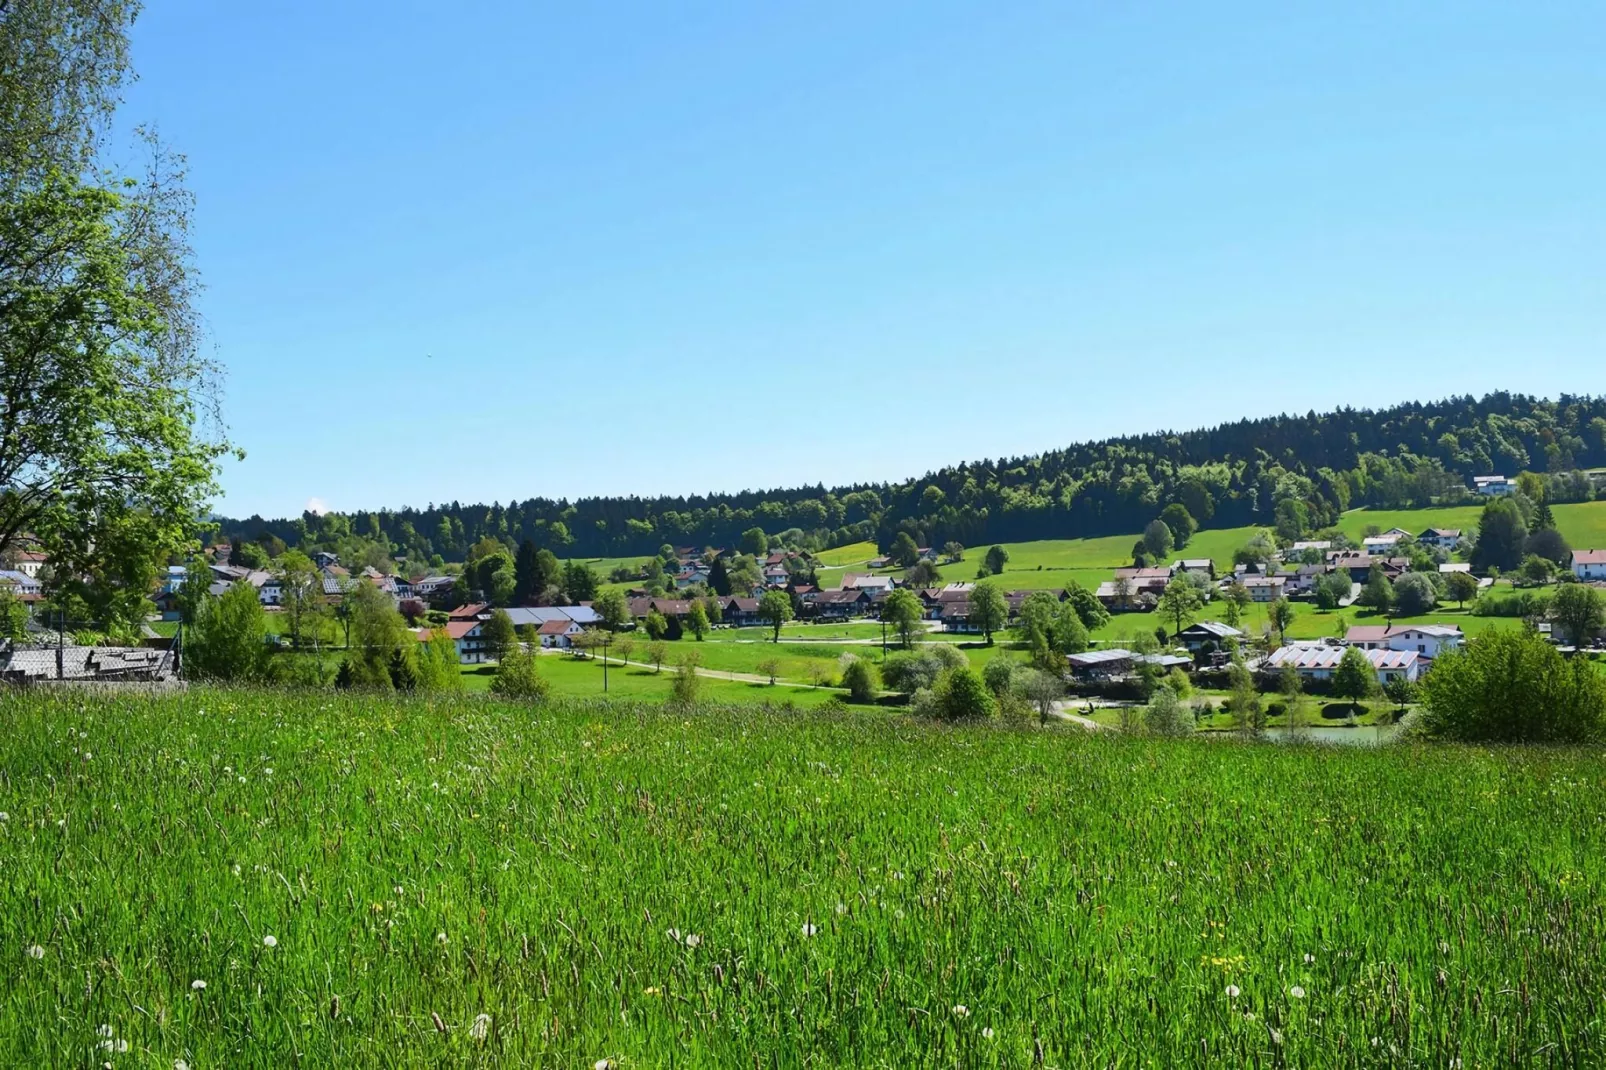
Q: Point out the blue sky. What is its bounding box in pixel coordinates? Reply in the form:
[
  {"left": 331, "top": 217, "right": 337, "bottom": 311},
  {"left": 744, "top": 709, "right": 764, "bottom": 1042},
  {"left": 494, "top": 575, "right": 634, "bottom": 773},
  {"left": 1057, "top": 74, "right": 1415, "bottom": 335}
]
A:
[{"left": 119, "top": 1, "right": 1606, "bottom": 518}]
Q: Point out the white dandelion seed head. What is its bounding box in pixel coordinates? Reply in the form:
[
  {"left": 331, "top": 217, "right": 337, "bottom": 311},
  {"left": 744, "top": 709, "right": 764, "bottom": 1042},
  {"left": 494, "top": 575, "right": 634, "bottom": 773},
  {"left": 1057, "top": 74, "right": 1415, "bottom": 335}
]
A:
[
  {"left": 982, "top": 1027, "right": 995, "bottom": 1040},
  {"left": 1270, "top": 1029, "right": 1283, "bottom": 1045},
  {"left": 231, "top": 863, "right": 241, "bottom": 876},
  {"left": 262, "top": 935, "right": 277, "bottom": 948},
  {"left": 1244, "top": 1012, "right": 1256, "bottom": 1022},
  {"left": 264, "top": 768, "right": 273, "bottom": 776},
  {"left": 684, "top": 933, "right": 702, "bottom": 949},
  {"left": 436, "top": 932, "right": 448, "bottom": 945},
  {"left": 800, "top": 922, "right": 818, "bottom": 937},
  {"left": 1225, "top": 984, "right": 1240, "bottom": 998},
  {"left": 98, "top": 1038, "right": 129, "bottom": 1053},
  {"left": 394, "top": 885, "right": 404, "bottom": 896},
  {"left": 25, "top": 944, "right": 44, "bottom": 959},
  {"left": 951, "top": 1004, "right": 970, "bottom": 1018},
  {"left": 835, "top": 902, "right": 847, "bottom": 915},
  {"left": 1289, "top": 985, "right": 1306, "bottom": 999},
  {"left": 97, "top": 1025, "right": 115, "bottom": 1038},
  {"left": 0, "top": 812, "right": 8, "bottom": 821},
  {"left": 1303, "top": 953, "right": 1315, "bottom": 964},
  {"left": 83, "top": 752, "right": 92, "bottom": 761},
  {"left": 175, "top": 1060, "right": 190, "bottom": 1070},
  {"left": 469, "top": 1013, "right": 491, "bottom": 1040},
  {"left": 594, "top": 1060, "right": 614, "bottom": 1070},
  {"left": 666, "top": 928, "right": 681, "bottom": 944},
  {"left": 190, "top": 979, "right": 206, "bottom": 991}
]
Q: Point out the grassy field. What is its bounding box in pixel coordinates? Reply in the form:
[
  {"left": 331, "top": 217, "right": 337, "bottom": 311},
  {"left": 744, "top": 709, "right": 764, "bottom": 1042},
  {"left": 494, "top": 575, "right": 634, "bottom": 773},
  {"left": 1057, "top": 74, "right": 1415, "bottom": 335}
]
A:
[{"left": 2, "top": 691, "right": 1603, "bottom": 1065}]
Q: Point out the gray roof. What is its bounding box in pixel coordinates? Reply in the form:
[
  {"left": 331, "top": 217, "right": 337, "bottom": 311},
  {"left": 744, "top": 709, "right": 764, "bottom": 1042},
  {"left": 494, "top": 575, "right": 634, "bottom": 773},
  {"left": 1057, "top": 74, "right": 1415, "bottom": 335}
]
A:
[
  {"left": 502, "top": 606, "right": 601, "bottom": 628},
  {"left": 1181, "top": 620, "right": 1243, "bottom": 639},
  {"left": 1067, "top": 648, "right": 1135, "bottom": 667}
]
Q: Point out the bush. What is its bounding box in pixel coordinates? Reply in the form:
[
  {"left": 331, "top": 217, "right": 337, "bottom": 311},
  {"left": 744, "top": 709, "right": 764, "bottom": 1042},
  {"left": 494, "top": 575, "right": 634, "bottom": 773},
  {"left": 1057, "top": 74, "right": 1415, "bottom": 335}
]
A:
[
  {"left": 840, "top": 658, "right": 877, "bottom": 704},
  {"left": 490, "top": 645, "right": 551, "bottom": 701},
  {"left": 1418, "top": 628, "right": 1606, "bottom": 742},
  {"left": 670, "top": 654, "right": 702, "bottom": 706},
  {"left": 1144, "top": 685, "right": 1193, "bottom": 736},
  {"left": 881, "top": 644, "right": 967, "bottom": 694},
  {"left": 1393, "top": 572, "right": 1438, "bottom": 616},
  {"left": 982, "top": 657, "right": 1017, "bottom": 696},
  {"left": 1472, "top": 588, "right": 1553, "bottom": 619}
]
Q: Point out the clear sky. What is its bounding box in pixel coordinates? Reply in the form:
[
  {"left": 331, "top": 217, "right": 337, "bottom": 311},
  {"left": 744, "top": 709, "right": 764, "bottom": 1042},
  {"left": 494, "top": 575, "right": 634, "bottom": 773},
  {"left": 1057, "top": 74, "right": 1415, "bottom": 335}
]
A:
[{"left": 119, "top": 1, "right": 1606, "bottom": 519}]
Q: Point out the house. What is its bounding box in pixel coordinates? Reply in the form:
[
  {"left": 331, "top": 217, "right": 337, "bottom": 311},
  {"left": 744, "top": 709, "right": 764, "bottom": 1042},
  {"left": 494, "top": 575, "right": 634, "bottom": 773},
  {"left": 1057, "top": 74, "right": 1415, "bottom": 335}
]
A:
[
  {"left": 1265, "top": 645, "right": 1424, "bottom": 684},
  {"left": 807, "top": 588, "right": 873, "bottom": 621},
  {"left": 503, "top": 606, "right": 603, "bottom": 632},
  {"left": 1473, "top": 475, "right": 1516, "bottom": 496},
  {"left": 413, "top": 575, "right": 455, "bottom": 598},
  {"left": 1241, "top": 576, "right": 1286, "bottom": 603},
  {"left": 1177, "top": 620, "right": 1243, "bottom": 653},
  {"left": 1417, "top": 528, "right": 1463, "bottom": 551},
  {"left": 13, "top": 549, "right": 48, "bottom": 579},
  {"left": 867, "top": 556, "right": 892, "bottom": 570},
  {"left": 259, "top": 577, "right": 283, "bottom": 606},
  {"left": 841, "top": 574, "right": 897, "bottom": 594},
  {"left": 535, "top": 618, "right": 582, "bottom": 649},
  {"left": 313, "top": 551, "right": 340, "bottom": 568},
  {"left": 762, "top": 566, "right": 790, "bottom": 587},
  {"left": 1067, "top": 648, "right": 1134, "bottom": 678},
  {"left": 721, "top": 596, "right": 760, "bottom": 628},
  {"left": 1573, "top": 549, "right": 1606, "bottom": 582},
  {"left": 0, "top": 569, "right": 43, "bottom": 600},
  {"left": 627, "top": 597, "right": 694, "bottom": 622},
  {"left": 1344, "top": 624, "right": 1463, "bottom": 659},
  {"left": 916, "top": 547, "right": 940, "bottom": 563},
  {"left": 1005, "top": 589, "right": 1065, "bottom": 617},
  {"left": 939, "top": 601, "right": 975, "bottom": 633},
  {"left": 1285, "top": 541, "right": 1333, "bottom": 559},
  {"left": 1362, "top": 535, "right": 1404, "bottom": 554},
  {"left": 440, "top": 620, "right": 486, "bottom": 663},
  {"left": 1171, "top": 559, "right": 1216, "bottom": 580},
  {"left": 1438, "top": 562, "right": 1472, "bottom": 575}
]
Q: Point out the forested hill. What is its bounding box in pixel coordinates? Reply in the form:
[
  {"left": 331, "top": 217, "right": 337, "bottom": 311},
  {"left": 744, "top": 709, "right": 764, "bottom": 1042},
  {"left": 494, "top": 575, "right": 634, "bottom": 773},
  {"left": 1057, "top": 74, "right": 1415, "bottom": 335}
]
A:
[{"left": 220, "top": 393, "right": 1606, "bottom": 564}]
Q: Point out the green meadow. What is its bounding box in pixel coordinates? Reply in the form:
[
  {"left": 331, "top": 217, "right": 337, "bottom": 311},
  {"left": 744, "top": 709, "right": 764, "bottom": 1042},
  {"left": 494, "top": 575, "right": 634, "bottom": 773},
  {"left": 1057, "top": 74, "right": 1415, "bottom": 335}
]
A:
[{"left": 2, "top": 691, "right": 1603, "bottom": 1066}]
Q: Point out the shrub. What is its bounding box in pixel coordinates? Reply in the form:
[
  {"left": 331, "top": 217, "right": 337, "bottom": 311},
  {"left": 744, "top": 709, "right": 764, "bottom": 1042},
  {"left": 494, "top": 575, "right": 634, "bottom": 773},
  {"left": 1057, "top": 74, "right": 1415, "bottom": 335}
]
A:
[
  {"left": 1393, "top": 572, "right": 1438, "bottom": 616},
  {"left": 840, "top": 658, "right": 877, "bottom": 704},
  {"left": 1144, "top": 685, "right": 1193, "bottom": 736},
  {"left": 982, "top": 657, "right": 1017, "bottom": 696},
  {"left": 670, "top": 654, "right": 702, "bottom": 706},
  {"left": 1418, "top": 628, "right": 1606, "bottom": 742},
  {"left": 940, "top": 668, "right": 996, "bottom": 720},
  {"left": 490, "top": 646, "right": 551, "bottom": 701}
]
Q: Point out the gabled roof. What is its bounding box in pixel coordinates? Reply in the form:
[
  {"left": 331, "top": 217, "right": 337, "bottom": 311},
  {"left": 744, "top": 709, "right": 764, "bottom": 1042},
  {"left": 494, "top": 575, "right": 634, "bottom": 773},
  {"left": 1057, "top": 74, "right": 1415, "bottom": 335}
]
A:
[
  {"left": 1268, "top": 646, "right": 1420, "bottom": 671},
  {"left": 1180, "top": 620, "right": 1243, "bottom": 639},
  {"left": 450, "top": 603, "right": 488, "bottom": 620},
  {"left": 1574, "top": 549, "right": 1606, "bottom": 566},
  {"left": 537, "top": 619, "right": 576, "bottom": 635}
]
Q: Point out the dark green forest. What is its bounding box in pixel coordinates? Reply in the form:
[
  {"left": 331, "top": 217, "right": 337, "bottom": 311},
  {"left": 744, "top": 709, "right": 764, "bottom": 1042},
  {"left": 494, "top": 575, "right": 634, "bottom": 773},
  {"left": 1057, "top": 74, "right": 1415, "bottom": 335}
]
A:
[{"left": 219, "top": 393, "right": 1606, "bottom": 566}]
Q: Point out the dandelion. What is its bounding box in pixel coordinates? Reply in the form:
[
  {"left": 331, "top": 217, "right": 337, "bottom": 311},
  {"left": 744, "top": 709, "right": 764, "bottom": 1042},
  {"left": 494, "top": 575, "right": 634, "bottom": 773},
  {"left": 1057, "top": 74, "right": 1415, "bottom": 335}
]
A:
[
  {"left": 469, "top": 1013, "right": 491, "bottom": 1040},
  {"left": 952, "top": 1004, "right": 970, "bottom": 1018},
  {"left": 25, "top": 944, "right": 44, "bottom": 959},
  {"left": 83, "top": 752, "right": 92, "bottom": 761},
  {"left": 176, "top": 1061, "right": 191, "bottom": 1070},
  {"left": 98, "top": 1038, "right": 129, "bottom": 1053},
  {"left": 684, "top": 933, "right": 702, "bottom": 949},
  {"left": 0, "top": 812, "right": 8, "bottom": 821},
  {"left": 835, "top": 903, "right": 847, "bottom": 916},
  {"left": 1225, "top": 984, "right": 1240, "bottom": 998},
  {"left": 436, "top": 932, "right": 448, "bottom": 945},
  {"left": 643, "top": 986, "right": 662, "bottom": 996},
  {"left": 263, "top": 767, "right": 273, "bottom": 776},
  {"left": 982, "top": 1027, "right": 995, "bottom": 1040},
  {"left": 1303, "top": 953, "right": 1315, "bottom": 964},
  {"left": 1289, "top": 985, "right": 1306, "bottom": 999},
  {"left": 97, "top": 1025, "right": 115, "bottom": 1038},
  {"left": 594, "top": 1060, "right": 615, "bottom": 1070},
  {"left": 231, "top": 863, "right": 241, "bottom": 876},
  {"left": 191, "top": 979, "right": 206, "bottom": 991},
  {"left": 666, "top": 928, "right": 681, "bottom": 944},
  {"left": 262, "top": 935, "right": 277, "bottom": 948},
  {"left": 800, "top": 922, "right": 818, "bottom": 937}
]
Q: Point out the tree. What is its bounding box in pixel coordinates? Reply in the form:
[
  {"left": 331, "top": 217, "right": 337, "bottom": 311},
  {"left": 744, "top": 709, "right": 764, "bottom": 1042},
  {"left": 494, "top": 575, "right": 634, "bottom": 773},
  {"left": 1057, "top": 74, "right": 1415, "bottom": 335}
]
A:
[
  {"left": 741, "top": 527, "right": 769, "bottom": 558},
  {"left": 984, "top": 545, "right": 1010, "bottom": 576},
  {"left": 1552, "top": 583, "right": 1604, "bottom": 646},
  {"left": 184, "top": 583, "right": 269, "bottom": 683},
  {"left": 969, "top": 581, "right": 1008, "bottom": 645},
  {"left": 1159, "top": 504, "right": 1197, "bottom": 549},
  {"left": 397, "top": 597, "right": 427, "bottom": 626},
  {"left": 0, "top": 586, "right": 27, "bottom": 641},
  {"left": 890, "top": 532, "right": 920, "bottom": 569},
  {"left": 982, "top": 657, "right": 1017, "bottom": 697},
  {"left": 490, "top": 644, "right": 551, "bottom": 701},
  {"left": 1278, "top": 663, "right": 1304, "bottom": 733},
  {"left": 280, "top": 550, "right": 326, "bottom": 650},
  {"left": 513, "top": 539, "right": 542, "bottom": 605},
  {"left": 481, "top": 608, "right": 517, "bottom": 662},
  {"left": 1233, "top": 534, "right": 1278, "bottom": 569},
  {"left": 881, "top": 588, "right": 924, "bottom": 648},
  {"left": 561, "top": 562, "right": 598, "bottom": 604},
  {"left": 840, "top": 658, "right": 877, "bottom": 703},
  {"left": 1331, "top": 647, "right": 1377, "bottom": 713},
  {"left": 0, "top": 8, "right": 228, "bottom": 619},
  {"left": 935, "top": 667, "right": 995, "bottom": 720},
  {"left": 1065, "top": 582, "right": 1110, "bottom": 630},
  {"left": 1228, "top": 653, "right": 1261, "bottom": 738},
  {"left": 1393, "top": 572, "right": 1438, "bottom": 615},
  {"left": 1471, "top": 498, "right": 1528, "bottom": 574},
  {"left": 1267, "top": 597, "right": 1296, "bottom": 646},
  {"left": 1525, "top": 526, "right": 1572, "bottom": 567},
  {"left": 1142, "top": 520, "right": 1174, "bottom": 561},
  {"left": 942, "top": 541, "right": 965, "bottom": 562},
  {"left": 1382, "top": 675, "right": 1417, "bottom": 717},
  {"left": 708, "top": 555, "right": 731, "bottom": 596},
  {"left": 1145, "top": 685, "right": 1193, "bottom": 736},
  {"left": 1445, "top": 569, "right": 1480, "bottom": 609},
  {"left": 644, "top": 610, "right": 668, "bottom": 641},
  {"left": 1156, "top": 577, "right": 1203, "bottom": 639},
  {"left": 670, "top": 653, "right": 702, "bottom": 706},
  {"left": 686, "top": 599, "right": 710, "bottom": 641},
  {"left": 415, "top": 630, "right": 464, "bottom": 693},
  {"left": 1018, "top": 668, "right": 1064, "bottom": 727},
  {"left": 1313, "top": 570, "right": 1353, "bottom": 611},
  {"left": 173, "top": 564, "right": 214, "bottom": 627},
  {"left": 1519, "top": 554, "right": 1556, "bottom": 585},
  {"left": 646, "top": 640, "right": 668, "bottom": 673},
  {"left": 593, "top": 588, "right": 630, "bottom": 631},
  {"left": 757, "top": 656, "right": 781, "bottom": 685},
  {"left": 881, "top": 644, "right": 967, "bottom": 694},
  {"left": 903, "top": 560, "right": 941, "bottom": 587},
  {"left": 1358, "top": 568, "right": 1394, "bottom": 612},
  {"left": 1419, "top": 628, "right": 1606, "bottom": 742},
  {"left": 346, "top": 581, "right": 409, "bottom": 689},
  {"left": 758, "top": 590, "right": 793, "bottom": 642},
  {"left": 230, "top": 540, "right": 267, "bottom": 569}
]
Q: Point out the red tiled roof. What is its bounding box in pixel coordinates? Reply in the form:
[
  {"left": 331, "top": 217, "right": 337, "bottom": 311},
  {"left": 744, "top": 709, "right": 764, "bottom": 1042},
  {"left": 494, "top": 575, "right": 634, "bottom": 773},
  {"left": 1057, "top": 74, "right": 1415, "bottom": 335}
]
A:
[
  {"left": 449, "top": 603, "right": 488, "bottom": 620},
  {"left": 537, "top": 619, "right": 573, "bottom": 635},
  {"left": 1575, "top": 549, "right": 1606, "bottom": 565}
]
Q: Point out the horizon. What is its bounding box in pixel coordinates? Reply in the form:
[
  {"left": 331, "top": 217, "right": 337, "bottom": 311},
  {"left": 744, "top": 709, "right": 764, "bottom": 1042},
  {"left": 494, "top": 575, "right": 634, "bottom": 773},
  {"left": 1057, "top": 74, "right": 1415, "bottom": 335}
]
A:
[{"left": 115, "top": 2, "right": 1606, "bottom": 518}]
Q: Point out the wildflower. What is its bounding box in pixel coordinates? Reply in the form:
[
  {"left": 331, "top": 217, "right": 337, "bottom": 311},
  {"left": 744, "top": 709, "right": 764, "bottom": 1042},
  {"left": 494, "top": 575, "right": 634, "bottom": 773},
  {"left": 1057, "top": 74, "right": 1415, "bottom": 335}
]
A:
[
  {"left": 191, "top": 979, "right": 206, "bottom": 991},
  {"left": 594, "top": 1060, "right": 615, "bottom": 1070},
  {"left": 684, "top": 933, "right": 702, "bottom": 949},
  {"left": 1225, "top": 985, "right": 1240, "bottom": 998},
  {"left": 1303, "top": 953, "right": 1315, "bottom": 964},
  {"left": 469, "top": 1013, "right": 491, "bottom": 1040},
  {"left": 26, "top": 944, "right": 44, "bottom": 959},
  {"left": 262, "top": 935, "right": 277, "bottom": 948},
  {"left": 1270, "top": 1029, "right": 1283, "bottom": 1045},
  {"left": 643, "top": 986, "right": 662, "bottom": 996},
  {"left": 83, "top": 752, "right": 92, "bottom": 761},
  {"left": 0, "top": 812, "right": 8, "bottom": 821},
  {"left": 176, "top": 1061, "right": 191, "bottom": 1070},
  {"left": 97, "top": 1025, "right": 115, "bottom": 1037},
  {"left": 98, "top": 1038, "right": 129, "bottom": 1053},
  {"left": 800, "top": 922, "right": 818, "bottom": 937},
  {"left": 982, "top": 1027, "right": 995, "bottom": 1040},
  {"left": 1289, "top": 986, "right": 1306, "bottom": 999},
  {"left": 835, "top": 903, "right": 847, "bottom": 915},
  {"left": 666, "top": 928, "right": 681, "bottom": 944},
  {"left": 231, "top": 863, "right": 241, "bottom": 877},
  {"left": 264, "top": 768, "right": 273, "bottom": 776},
  {"left": 436, "top": 932, "right": 448, "bottom": 945},
  {"left": 952, "top": 1004, "right": 970, "bottom": 1018}
]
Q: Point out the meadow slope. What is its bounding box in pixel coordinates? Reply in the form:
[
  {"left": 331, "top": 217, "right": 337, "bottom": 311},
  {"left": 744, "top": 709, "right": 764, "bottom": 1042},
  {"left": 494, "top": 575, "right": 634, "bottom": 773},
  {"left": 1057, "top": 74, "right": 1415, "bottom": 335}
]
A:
[{"left": 1, "top": 691, "right": 1602, "bottom": 1066}]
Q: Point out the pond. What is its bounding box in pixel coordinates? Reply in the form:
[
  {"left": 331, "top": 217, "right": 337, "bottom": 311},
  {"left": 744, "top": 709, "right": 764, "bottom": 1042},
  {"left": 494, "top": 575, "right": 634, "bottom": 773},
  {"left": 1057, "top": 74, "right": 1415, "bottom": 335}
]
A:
[{"left": 1258, "top": 723, "right": 1406, "bottom": 746}]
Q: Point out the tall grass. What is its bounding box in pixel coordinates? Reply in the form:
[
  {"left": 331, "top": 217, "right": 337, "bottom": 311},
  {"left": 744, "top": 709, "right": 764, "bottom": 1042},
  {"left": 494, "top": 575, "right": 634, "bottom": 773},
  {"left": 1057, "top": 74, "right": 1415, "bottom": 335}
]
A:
[{"left": 1, "top": 690, "right": 1602, "bottom": 1065}]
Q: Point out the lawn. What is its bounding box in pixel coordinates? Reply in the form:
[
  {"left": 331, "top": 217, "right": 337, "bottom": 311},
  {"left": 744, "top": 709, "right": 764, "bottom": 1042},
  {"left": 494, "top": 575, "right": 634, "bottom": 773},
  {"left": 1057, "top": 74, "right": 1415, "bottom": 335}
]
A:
[
  {"left": 1338, "top": 501, "right": 1606, "bottom": 551},
  {"left": 2, "top": 690, "right": 1603, "bottom": 1065},
  {"left": 460, "top": 653, "right": 842, "bottom": 706}
]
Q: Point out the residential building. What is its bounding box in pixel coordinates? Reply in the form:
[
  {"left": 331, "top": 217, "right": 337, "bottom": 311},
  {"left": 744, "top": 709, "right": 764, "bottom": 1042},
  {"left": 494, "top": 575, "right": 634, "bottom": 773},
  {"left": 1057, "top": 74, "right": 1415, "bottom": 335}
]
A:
[
  {"left": 1417, "top": 528, "right": 1463, "bottom": 551},
  {"left": 1176, "top": 620, "right": 1243, "bottom": 653},
  {"left": 1473, "top": 475, "right": 1515, "bottom": 496},
  {"left": 841, "top": 574, "right": 897, "bottom": 594},
  {"left": 1171, "top": 559, "right": 1216, "bottom": 580},
  {"left": 807, "top": 588, "right": 874, "bottom": 621},
  {"left": 1265, "top": 645, "right": 1424, "bottom": 683},
  {"left": 721, "top": 596, "right": 760, "bottom": 628},
  {"left": 535, "top": 618, "right": 582, "bottom": 649},
  {"left": 1573, "top": 549, "right": 1606, "bottom": 582},
  {"left": 13, "top": 549, "right": 48, "bottom": 579},
  {"left": 1344, "top": 624, "right": 1463, "bottom": 659},
  {"left": 1362, "top": 534, "right": 1404, "bottom": 554},
  {"left": 1241, "top": 576, "right": 1286, "bottom": 603},
  {"left": 1438, "top": 562, "right": 1472, "bottom": 575}
]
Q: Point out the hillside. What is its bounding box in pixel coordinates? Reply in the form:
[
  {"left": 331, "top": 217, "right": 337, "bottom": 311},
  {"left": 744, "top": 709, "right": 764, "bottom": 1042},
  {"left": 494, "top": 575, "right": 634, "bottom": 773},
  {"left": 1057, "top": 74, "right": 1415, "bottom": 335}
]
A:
[{"left": 216, "top": 392, "right": 1606, "bottom": 564}]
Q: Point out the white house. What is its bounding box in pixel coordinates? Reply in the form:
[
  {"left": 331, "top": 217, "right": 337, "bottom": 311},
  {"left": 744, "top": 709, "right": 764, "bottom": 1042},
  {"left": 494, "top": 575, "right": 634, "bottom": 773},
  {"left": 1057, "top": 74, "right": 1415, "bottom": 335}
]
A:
[
  {"left": 1345, "top": 624, "right": 1463, "bottom": 659},
  {"left": 1266, "top": 645, "right": 1424, "bottom": 684},
  {"left": 535, "top": 618, "right": 583, "bottom": 648},
  {"left": 1417, "top": 528, "right": 1463, "bottom": 551},
  {"left": 1574, "top": 549, "right": 1606, "bottom": 582},
  {"left": 1241, "top": 576, "right": 1285, "bottom": 603},
  {"left": 1362, "top": 534, "right": 1404, "bottom": 554},
  {"left": 1473, "top": 475, "right": 1515, "bottom": 496}
]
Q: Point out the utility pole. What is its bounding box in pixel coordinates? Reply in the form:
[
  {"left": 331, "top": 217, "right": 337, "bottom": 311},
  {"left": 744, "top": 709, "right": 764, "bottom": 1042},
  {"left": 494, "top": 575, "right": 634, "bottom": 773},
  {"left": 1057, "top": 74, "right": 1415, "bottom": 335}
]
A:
[
  {"left": 602, "top": 632, "right": 612, "bottom": 692},
  {"left": 880, "top": 617, "right": 887, "bottom": 662}
]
